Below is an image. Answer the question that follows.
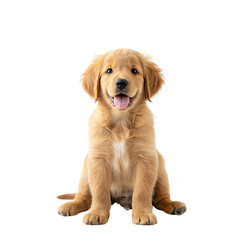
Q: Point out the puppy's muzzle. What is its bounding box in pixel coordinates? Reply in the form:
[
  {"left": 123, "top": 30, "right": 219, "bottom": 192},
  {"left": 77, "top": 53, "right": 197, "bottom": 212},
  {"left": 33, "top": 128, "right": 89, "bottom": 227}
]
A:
[{"left": 115, "top": 79, "right": 128, "bottom": 90}]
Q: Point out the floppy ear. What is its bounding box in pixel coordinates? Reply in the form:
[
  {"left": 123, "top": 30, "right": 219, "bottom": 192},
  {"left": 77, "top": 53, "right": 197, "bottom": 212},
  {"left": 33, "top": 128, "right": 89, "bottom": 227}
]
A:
[
  {"left": 81, "top": 55, "right": 103, "bottom": 102},
  {"left": 143, "top": 57, "right": 164, "bottom": 102}
]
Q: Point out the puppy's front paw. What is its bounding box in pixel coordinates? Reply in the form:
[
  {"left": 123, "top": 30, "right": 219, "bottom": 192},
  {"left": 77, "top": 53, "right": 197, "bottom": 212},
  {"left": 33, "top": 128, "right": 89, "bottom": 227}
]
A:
[
  {"left": 83, "top": 211, "right": 109, "bottom": 225},
  {"left": 132, "top": 212, "right": 157, "bottom": 225}
]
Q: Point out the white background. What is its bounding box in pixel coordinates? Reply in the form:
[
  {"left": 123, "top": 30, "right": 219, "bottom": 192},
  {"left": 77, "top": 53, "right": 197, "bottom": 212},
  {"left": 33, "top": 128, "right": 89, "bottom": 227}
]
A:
[{"left": 0, "top": 0, "right": 240, "bottom": 239}]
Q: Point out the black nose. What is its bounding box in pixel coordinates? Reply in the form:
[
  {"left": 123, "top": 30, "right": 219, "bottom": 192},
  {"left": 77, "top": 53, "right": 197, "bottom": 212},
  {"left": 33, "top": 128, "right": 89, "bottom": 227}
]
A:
[{"left": 115, "top": 79, "right": 128, "bottom": 90}]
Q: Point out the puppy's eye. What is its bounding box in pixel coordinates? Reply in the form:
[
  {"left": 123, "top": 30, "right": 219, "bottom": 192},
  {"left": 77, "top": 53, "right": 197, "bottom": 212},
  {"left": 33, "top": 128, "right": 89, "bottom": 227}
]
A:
[
  {"left": 131, "top": 68, "right": 138, "bottom": 74},
  {"left": 106, "top": 68, "right": 113, "bottom": 74}
]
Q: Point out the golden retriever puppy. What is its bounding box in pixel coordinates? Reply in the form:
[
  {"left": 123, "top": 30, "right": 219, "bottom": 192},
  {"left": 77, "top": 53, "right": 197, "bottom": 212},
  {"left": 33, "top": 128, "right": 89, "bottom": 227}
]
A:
[{"left": 57, "top": 48, "right": 186, "bottom": 225}]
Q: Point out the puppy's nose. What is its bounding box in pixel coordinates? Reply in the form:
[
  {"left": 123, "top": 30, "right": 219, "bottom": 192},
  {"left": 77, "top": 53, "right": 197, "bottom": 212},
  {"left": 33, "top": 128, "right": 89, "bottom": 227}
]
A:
[{"left": 115, "top": 79, "right": 128, "bottom": 90}]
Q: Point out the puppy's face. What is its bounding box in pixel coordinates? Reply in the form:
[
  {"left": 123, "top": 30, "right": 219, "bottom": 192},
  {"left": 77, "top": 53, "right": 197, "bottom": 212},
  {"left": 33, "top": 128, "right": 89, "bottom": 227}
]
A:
[
  {"left": 81, "top": 49, "right": 164, "bottom": 111},
  {"left": 100, "top": 50, "right": 144, "bottom": 110}
]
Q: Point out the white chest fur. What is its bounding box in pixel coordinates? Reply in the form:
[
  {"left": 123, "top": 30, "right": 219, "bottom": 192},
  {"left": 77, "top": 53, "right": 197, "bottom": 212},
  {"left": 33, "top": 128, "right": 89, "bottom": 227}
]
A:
[
  {"left": 111, "top": 142, "right": 132, "bottom": 197},
  {"left": 112, "top": 142, "right": 129, "bottom": 173}
]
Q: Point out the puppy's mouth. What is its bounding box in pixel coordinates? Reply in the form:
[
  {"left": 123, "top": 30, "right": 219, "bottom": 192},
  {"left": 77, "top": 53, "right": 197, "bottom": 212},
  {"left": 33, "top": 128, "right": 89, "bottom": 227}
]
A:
[{"left": 107, "top": 93, "right": 135, "bottom": 110}]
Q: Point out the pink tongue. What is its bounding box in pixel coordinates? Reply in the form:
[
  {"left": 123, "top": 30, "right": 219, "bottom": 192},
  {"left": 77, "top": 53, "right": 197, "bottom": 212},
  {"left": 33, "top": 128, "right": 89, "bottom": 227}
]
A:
[{"left": 114, "top": 95, "right": 130, "bottom": 109}]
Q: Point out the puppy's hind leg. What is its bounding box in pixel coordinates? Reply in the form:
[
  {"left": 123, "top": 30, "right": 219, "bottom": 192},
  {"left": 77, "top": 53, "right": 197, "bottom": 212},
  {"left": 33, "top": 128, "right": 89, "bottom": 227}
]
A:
[
  {"left": 153, "top": 151, "right": 187, "bottom": 215},
  {"left": 58, "top": 155, "right": 91, "bottom": 216}
]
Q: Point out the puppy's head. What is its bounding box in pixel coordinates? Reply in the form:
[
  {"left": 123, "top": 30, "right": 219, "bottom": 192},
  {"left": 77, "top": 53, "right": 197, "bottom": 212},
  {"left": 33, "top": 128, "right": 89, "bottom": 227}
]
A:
[{"left": 81, "top": 49, "right": 164, "bottom": 110}]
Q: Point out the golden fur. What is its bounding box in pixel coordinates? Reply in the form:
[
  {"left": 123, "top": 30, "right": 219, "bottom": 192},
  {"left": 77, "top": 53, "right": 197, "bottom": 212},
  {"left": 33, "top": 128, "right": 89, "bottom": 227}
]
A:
[{"left": 57, "top": 48, "right": 186, "bottom": 225}]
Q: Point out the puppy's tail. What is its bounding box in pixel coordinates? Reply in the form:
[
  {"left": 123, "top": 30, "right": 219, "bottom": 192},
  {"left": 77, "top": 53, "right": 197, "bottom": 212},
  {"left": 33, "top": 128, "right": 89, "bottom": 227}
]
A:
[{"left": 57, "top": 193, "right": 76, "bottom": 200}]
